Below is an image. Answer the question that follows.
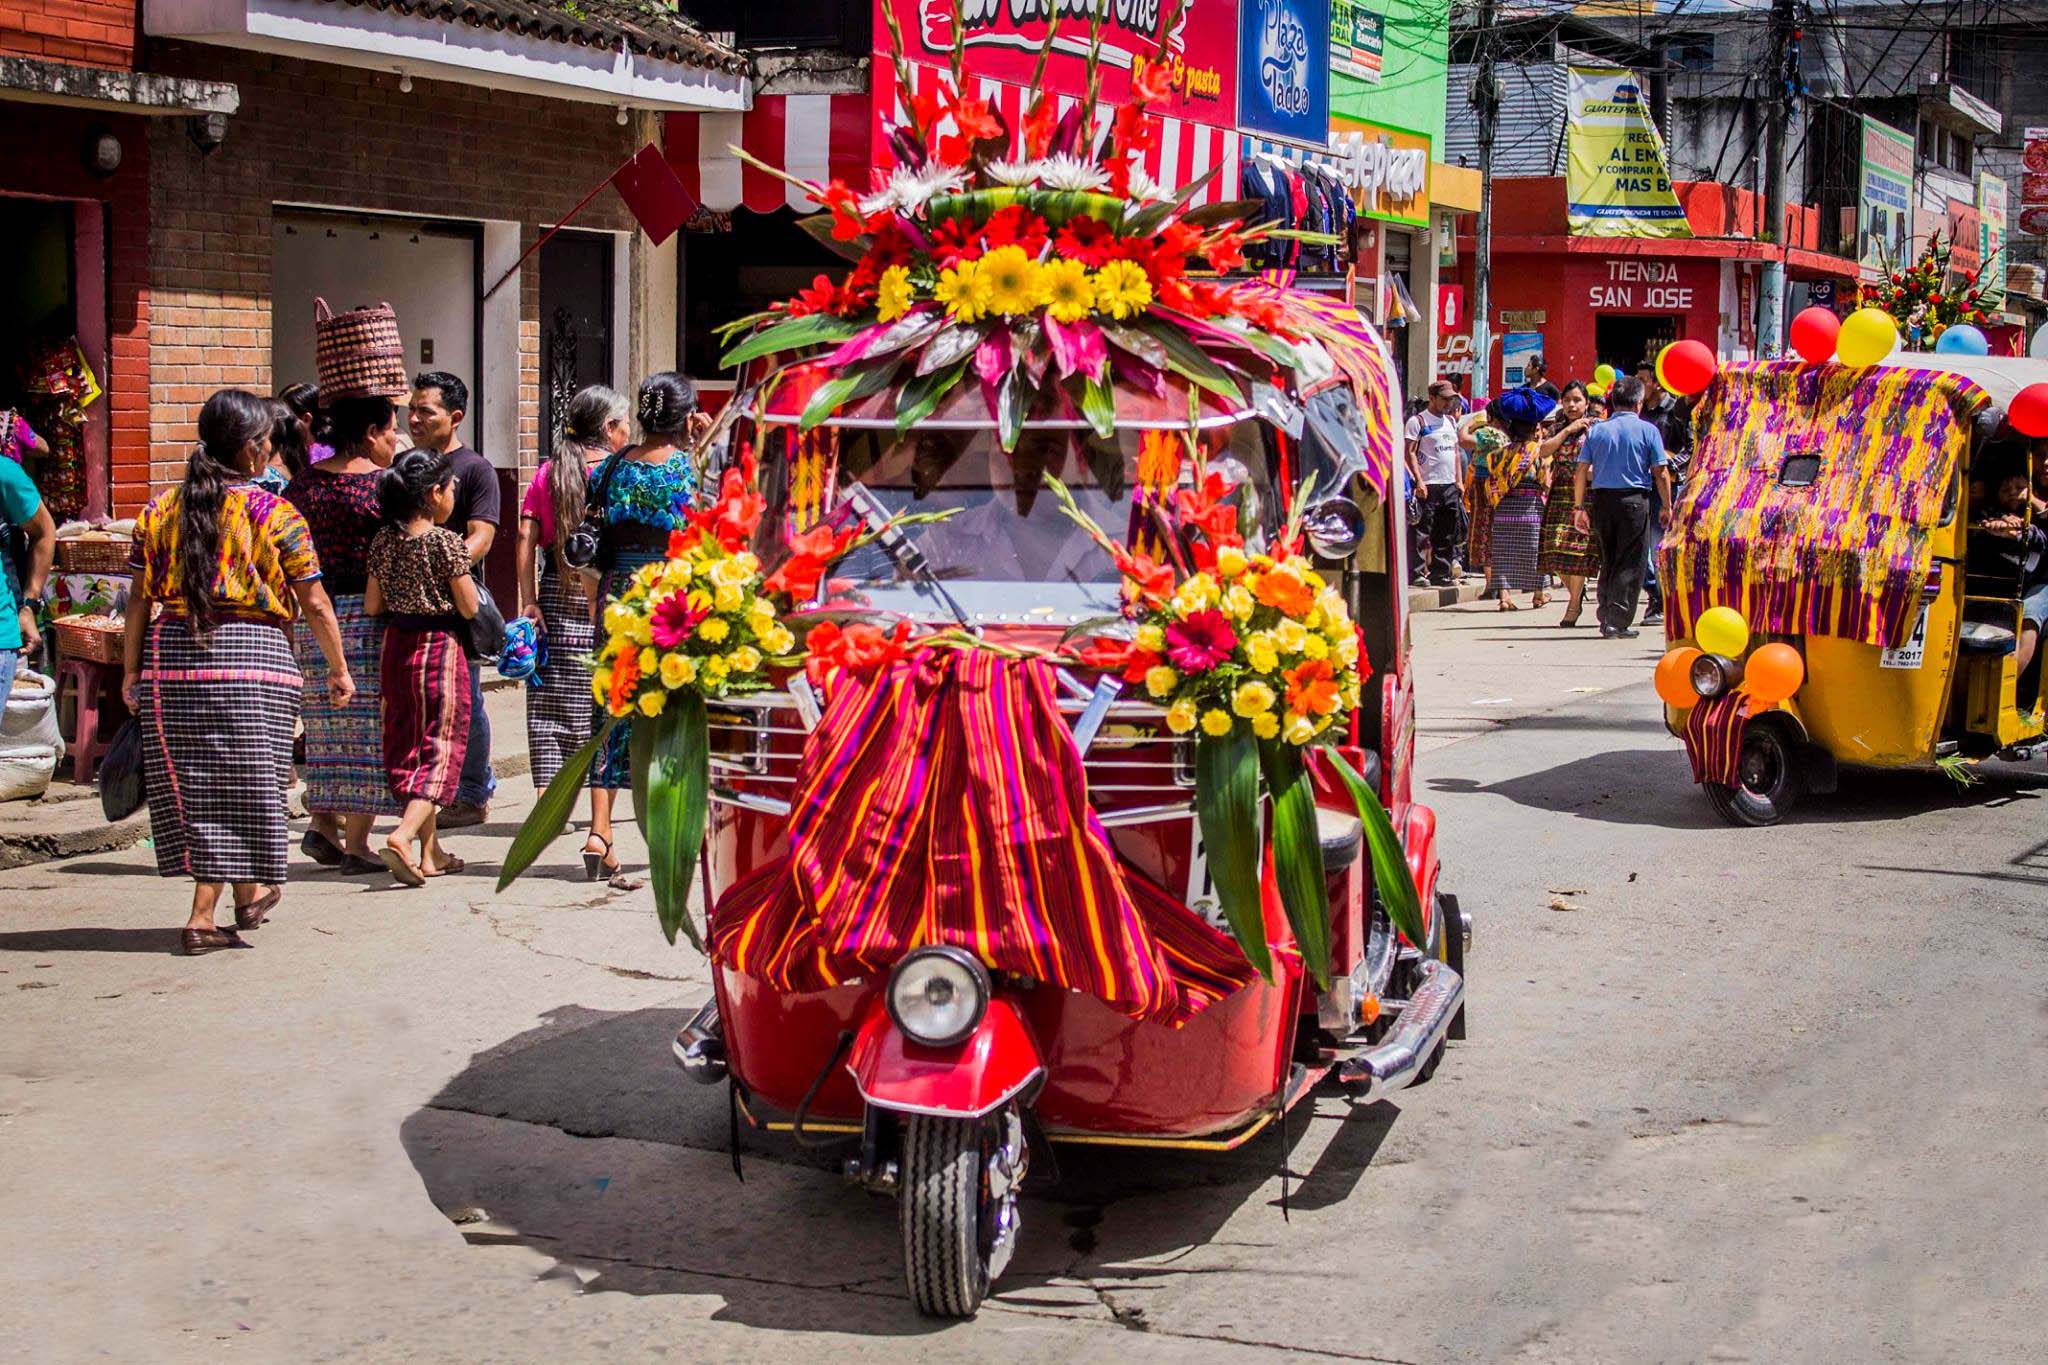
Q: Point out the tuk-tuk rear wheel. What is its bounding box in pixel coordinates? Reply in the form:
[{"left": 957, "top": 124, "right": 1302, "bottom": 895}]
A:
[{"left": 1704, "top": 721, "right": 1802, "bottom": 827}]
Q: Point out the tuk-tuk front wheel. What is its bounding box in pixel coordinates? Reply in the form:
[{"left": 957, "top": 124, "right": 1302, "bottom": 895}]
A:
[
  {"left": 1704, "top": 720, "right": 1802, "bottom": 827},
  {"left": 900, "top": 1108, "right": 1026, "bottom": 1318}
]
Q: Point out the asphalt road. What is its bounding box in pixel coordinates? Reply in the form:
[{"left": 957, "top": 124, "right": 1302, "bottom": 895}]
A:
[{"left": 2, "top": 603, "right": 2043, "bottom": 1362}]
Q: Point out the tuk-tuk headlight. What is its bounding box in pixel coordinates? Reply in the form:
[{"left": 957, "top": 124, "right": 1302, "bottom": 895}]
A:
[
  {"left": 1691, "top": 653, "right": 1742, "bottom": 699},
  {"left": 887, "top": 946, "right": 990, "bottom": 1048}
]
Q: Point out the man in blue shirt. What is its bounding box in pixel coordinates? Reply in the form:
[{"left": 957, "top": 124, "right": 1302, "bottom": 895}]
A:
[
  {"left": 1572, "top": 376, "right": 1673, "bottom": 638},
  {"left": 0, "top": 457, "right": 55, "bottom": 696}
]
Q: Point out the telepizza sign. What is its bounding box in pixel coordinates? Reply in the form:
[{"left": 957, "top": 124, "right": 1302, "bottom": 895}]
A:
[{"left": 888, "top": 0, "right": 1238, "bottom": 122}]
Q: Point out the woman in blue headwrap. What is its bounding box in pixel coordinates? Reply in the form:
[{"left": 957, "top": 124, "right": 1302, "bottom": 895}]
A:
[{"left": 1483, "top": 385, "right": 1559, "bottom": 611}]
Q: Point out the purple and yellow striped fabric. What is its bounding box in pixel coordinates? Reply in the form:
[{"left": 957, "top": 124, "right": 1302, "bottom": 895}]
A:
[
  {"left": 1660, "top": 361, "right": 1989, "bottom": 649},
  {"left": 1682, "top": 694, "right": 1750, "bottom": 787},
  {"left": 1236, "top": 282, "right": 1402, "bottom": 499},
  {"left": 710, "top": 648, "right": 1257, "bottom": 1025}
]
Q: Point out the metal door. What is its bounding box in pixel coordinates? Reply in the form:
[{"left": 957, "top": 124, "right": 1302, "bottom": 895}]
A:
[{"left": 539, "top": 232, "right": 615, "bottom": 449}]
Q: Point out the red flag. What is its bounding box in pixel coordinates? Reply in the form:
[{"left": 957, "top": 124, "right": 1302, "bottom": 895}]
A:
[{"left": 612, "top": 143, "right": 695, "bottom": 245}]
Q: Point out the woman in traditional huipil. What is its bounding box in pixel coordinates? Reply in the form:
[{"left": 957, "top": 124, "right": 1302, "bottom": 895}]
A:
[
  {"left": 516, "top": 385, "right": 628, "bottom": 800},
  {"left": 122, "top": 389, "right": 355, "bottom": 955},
  {"left": 1537, "top": 380, "right": 1601, "bottom": 627},
  {"left": 1483, "top": 386, "right": 1559, "bottom": 612},
  {"left": 1460, "top": 406, "right": 1506, "bottom": 596},
  {"left": 582, "top": 373, "right": 704, "bottom": 884},
  {"left": 284, "top": 394, "right": 403, "bottom": 871}
]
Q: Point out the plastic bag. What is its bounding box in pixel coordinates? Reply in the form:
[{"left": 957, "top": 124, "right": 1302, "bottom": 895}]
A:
[{"left": 99, "top": 717, "right": 144, "bottom": 821}]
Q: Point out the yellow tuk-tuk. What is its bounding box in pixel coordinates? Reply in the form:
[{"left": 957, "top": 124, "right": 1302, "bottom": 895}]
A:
[{"left": 1658, "top": 354, "right": 2047, "bottom": 824}]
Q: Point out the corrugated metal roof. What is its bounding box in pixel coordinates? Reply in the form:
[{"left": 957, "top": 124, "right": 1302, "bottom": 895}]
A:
[{"left": 318, "top": 0, "right": 747, "bottom": 73}]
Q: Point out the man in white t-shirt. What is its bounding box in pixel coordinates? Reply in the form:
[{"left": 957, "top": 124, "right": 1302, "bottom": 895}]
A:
[{"left": 1404, "top": 380, "right": 1466, "bottom": 585}]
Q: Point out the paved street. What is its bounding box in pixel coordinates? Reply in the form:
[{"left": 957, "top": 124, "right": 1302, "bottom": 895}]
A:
[{"left": 3, "top": 604, "right": 2044, "bottom": 1362}]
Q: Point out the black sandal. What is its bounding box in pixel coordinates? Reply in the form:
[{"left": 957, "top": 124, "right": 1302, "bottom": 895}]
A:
[
  {"left": 301, "top": 830, "right": 344, "bottom": 867},
  {"left": 234, "top": 887, "right": 281, "bottom": 930},
  {"left": 583, "top": 835, "right": 617, "bottom": 882}
]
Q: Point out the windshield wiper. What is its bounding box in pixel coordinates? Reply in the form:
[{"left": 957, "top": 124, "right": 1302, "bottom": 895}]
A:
[{"left": 841, "top": 482, "right": 973, "bottom": 629}]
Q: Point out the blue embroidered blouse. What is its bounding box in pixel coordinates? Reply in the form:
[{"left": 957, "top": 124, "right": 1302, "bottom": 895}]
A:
[{"left": 590, "top": 452, "right": 698, "bottom": 531}]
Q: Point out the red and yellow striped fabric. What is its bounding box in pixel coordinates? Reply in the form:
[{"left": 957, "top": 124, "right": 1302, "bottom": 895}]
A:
[
  {"left": 710, "top": 648, "right": 1257, "bottom": 1025},
  {"left": 1681, "top": 693, "right": 1750, "bottom": 788}
]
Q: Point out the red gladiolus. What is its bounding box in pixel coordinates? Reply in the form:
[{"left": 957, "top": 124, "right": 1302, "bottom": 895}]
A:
[
  {"left": 786, "top": 273, "right": 840, "bottom": 318},
  {"left": 947, "top": 93, "right": 1002, "bottom": 143},
  {"left": 1112, "top": 547, "right": 1176, "bottom": 604},
  {"left": 906, "top": 85, "right": 946, "bottom": 141},
  {"left": 819, "top": 182, "right": 867, "bottom": 242},
  {"left": 1175, "top": 469, "right": 1241, "bottom": 543},
  {"left": 1021, "top": 98, "right": 1059, "bottom": 159},
  {"left": 1131, "top": 59, "right": 1176, "bottom": 106},
  {"left": 1164, "top": 610, "right": 1238, "bottom": 674},
  {"left": 764, "top": 521, "right": 860, "bottom": 602}
]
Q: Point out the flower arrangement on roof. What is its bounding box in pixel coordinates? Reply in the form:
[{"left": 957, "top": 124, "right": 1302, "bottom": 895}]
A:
[
  {"left": 1859, "top": 231, "right": 1998, "bottom": 350},
  {"left": 714, "top": 0, "right": 1344, "bottom": 448}
]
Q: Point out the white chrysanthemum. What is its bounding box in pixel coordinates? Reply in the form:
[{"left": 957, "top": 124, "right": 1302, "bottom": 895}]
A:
[
  {"left": 860, "top": 163, "right": 965, "bottom": 215},
  {"left": 1127, "top": 165, "right": 1169, "bottom": 201},
  {"left": 1037, "top": 154, "right": 1110, "bottom": 192},
  {"left": 983, "top": 158, "right": 1044, "bottom": 188}
]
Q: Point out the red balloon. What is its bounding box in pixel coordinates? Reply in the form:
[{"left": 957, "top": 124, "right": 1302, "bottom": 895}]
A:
[
  {"left": 1788, "top": 307, "right": 1840, "bottom": 365},
  {"left": 2012, "top": 383, "right": 2048, "bottom": 439},
  {"left": 1660, "top": 339, "right": 1718, "bottom": 396}
]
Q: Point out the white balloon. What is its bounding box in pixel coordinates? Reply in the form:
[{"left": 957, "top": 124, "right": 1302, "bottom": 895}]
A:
[{"left": 2033, "top": 325, "right": 2048, "bottom": 360}]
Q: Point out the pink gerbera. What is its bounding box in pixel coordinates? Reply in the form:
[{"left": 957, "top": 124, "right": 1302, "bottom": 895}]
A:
[
  {"left": 649, "top": 593, "right": 707, "bottom": 650},
  {"left": 1164, "top": 610, "right": 1238, "bottom": 674}
]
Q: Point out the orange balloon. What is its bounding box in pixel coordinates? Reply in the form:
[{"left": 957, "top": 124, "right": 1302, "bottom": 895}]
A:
[
  {"left": 1744, "top": 642, "right": 1805, "bottom": 704},
  {"left": 1655, "top": 647, "right": 1703, "bottom": 709}
]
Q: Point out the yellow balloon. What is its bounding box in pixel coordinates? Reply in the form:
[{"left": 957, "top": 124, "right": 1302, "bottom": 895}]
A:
[
  {"left": 1836, "top": 308, "right": 1898, "bottom": 367},
  {"left": 1694, "top": 605, "right": 1749, "bottom": 658}
]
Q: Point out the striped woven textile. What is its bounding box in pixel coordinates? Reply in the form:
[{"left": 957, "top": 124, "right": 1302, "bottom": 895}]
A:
[
  {"left": 139, "top": 618, "right": 300, "bottom": 884},
  {"left": 1661, "top": 361, "right": 1989, "bottom": 648},
  {"left": 709, "top": 648, "right": 1258, "bottom": 1025},
  {"left": 525, "top": 568, "right": 595, "bottom": 788},
  {"left": 381, "top": 624, "right": 471, "bottom": 807},
  {"left": 1682, "top": 694, "right": 1750, "bottom": 787},
  {"left": 293, "top": 593, "right": 393, "bottom": 815},
  {"left": 1244, "top": 284, "right": 1402, "bottom": 500}
]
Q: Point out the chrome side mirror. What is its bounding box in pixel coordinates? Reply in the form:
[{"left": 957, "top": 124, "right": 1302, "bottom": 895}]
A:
[{"left": 1302, "top": 498, "right": 1366, "bottom": 560}]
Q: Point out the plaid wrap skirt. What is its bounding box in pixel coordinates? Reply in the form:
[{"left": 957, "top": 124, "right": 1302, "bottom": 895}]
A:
[
  {"left": 293, "top": 593, "right": 393, "bottom": 815},
  {"left": 382, "top": 623, "right": 472, "bottom": 808},
  {"left": 139, "top": 618, "right": 301, "bottom": 884},
  {"left": 525, "top": 567, "right": 596, "bottom": 788}
]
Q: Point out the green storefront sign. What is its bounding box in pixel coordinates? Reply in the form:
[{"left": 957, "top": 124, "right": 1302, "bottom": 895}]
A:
[{"left": 1331, "top": 0, "right": 1384, "bottom": 83}]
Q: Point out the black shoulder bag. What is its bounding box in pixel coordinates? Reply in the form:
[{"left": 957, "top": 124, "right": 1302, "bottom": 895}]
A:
[{"left": 562, "top": 454, "right": 623, "bottom": 575}]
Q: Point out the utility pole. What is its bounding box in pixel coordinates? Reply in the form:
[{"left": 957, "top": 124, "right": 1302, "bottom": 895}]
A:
[
  {"left": 1470, "top": 0, "right": 1498, "bottom": 400},
  {"left": 1759, "top": 0, "right": 1798, "bottom": 358}
]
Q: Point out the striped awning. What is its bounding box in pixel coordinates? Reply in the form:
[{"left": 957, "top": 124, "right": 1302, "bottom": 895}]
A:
[
  {"left": 666, "top": 94, "right": 872, "bottom": 215},
  {"left": 666, "top": 65, "right": 1244, "bottom": 214}
]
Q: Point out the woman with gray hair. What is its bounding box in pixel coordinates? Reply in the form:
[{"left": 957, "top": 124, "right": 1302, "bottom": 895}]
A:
[{"left": 515, "top": 385, "right": 631, "bottom": 806}]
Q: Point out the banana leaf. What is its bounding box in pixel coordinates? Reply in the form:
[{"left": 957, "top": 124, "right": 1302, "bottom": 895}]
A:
[
  {"left": 799, "top": 356, "right": 901, "bottom": 432},
  {"left": 1133, "top": 316, "right": 1247, "bottom": 405},
  {"left": 1078, "top": 371, "right": 1116, "bottom": 440},
  {"left": 628, "top": 694, "right": 711, "bottom": 950},
  {"left": 721, "top": 312, "right": 862, "bottom": 370},
  {"left": 917, "top": 320, "right": 990, "bottom": 375},
  {"left": 1194, "top": 727, "right": 1272, "bottom": 982},
  {"left": 794, "top": 212, "right": 868, "bottom": 263},
  {"left": 497, "top": 717, "right": 617, "bottom": 892},
  {"left": 1327, "top": 750, "right": 1427, "bottom": 954},
  {"left": 895, "top": 359, "right": 970, "bottom": 434},
  {"left": 1259, "top": 740, "right": 1331, "bottom": 990}
]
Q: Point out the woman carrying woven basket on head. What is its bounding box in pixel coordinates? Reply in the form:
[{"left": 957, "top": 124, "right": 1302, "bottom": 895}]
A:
[
  {"left": 515, "top": 385, "right": 630, "bottom": 818},
  {"left": 122, "top": 389, "right": 355, "bottom": 956}
]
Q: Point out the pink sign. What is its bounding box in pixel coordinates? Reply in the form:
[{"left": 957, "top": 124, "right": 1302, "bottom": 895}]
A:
[{"left": 879, "top": 0, "right": 1239, "bottom": 128}]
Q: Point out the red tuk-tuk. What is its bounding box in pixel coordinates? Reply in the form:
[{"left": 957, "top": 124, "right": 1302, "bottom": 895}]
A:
[
  {"left": 496, "top": 24, "right": 1471, "bottom": 1317},
  {"left": 664, "top": 324, "right": 1468, "bottom": 1314}
]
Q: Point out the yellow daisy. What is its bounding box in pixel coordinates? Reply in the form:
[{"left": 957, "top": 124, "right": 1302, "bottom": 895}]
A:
[
  {"left": 876, "top": 264, "right": 915, "bottom": 322},
  {"left": 699, "top": 618, "right": 730, "bottom": 644},
  {"left": 1252, "top": 712, "right": 1280, "bottom": 740},
  {"left": 934, "top": 258, "right": 993, "bottom": 323},
  {"left": 1199, "top": 709, "right": 1234, "bottom": 737},
  {"left": 1091, "top": 259, "right": 1153, "bottom": 320},
  {"left": 980, "top": 245, "right": 1041, "bottom": 318},
  {"left": 1039, "top": 257, "right": 1094, "bottom": 323}
]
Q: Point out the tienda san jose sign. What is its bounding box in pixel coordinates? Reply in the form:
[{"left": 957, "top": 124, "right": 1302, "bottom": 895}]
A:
[
  {"left": 895, "top": 0, "right": 1237, "bottom": 122},
  {"left": 1584, "top": 259, "right": 1705, "bottom": 311}
]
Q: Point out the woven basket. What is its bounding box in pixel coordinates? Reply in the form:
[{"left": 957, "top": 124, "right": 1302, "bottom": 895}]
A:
[
  {"left": 53, "top": 615, "right": 126, "bottom": 665},
  {"left": 315, "top": 298, "right": 410, "bottom": 402},
  {"left": 56, "top": 537, "right": 134, "bottom": 576}
]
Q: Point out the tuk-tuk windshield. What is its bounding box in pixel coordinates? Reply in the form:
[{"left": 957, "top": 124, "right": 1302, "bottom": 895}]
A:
[{"left": 761, "top": 423, "right": 1278, "bottom": 626}]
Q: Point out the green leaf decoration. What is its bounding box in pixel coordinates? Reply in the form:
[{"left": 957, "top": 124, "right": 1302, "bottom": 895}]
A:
[
  {"left": 1098, "top": 320, "right": 1167, "bottom": 369},
  {"left": 720, "top": 313, "right": 862, "bottom": 371},
  {"left": 1135, "top": 317, "right": 1248, "bottom": 404},
  {"left": 1181, "top": 198, "right": 1262, "bottom": 229},
  {"left": 794, "top": 212, "right": 869, "bottom": 262},
  {"left": 1327, "top": 750, "right": 1427, "bottom": 955},
  {"left": 799, "top": 356, "right": 900, "bottom": 431},
  {"left": 895, "top": 358, "right": 970, "bottom": 434},
  {"left": 1016, "top": 188, "right": 1126, "bottom": 227},
  {"left": 995, "top": 370, "right": 1029, "bottom": 451},
  {"left": 498, "top": 717, "right": 617, "bottom": 892},
  {"left": 1194, "top": 726, "right": 1273, "bottom": 983},
  {"left": 1120, "top": 164, "right": 1221, "bottom": 237},
  {"left": 918, "top": 320, "right": 990, "bottom": 375},
  {"left": 628, "top": 695, "right": 711, "bottom": 950},
  {"left": 1079, "top": 371, "right": 1117, "bottom": 440},
  {"left": 859, "top": 309, "right": 946, "bottom": 362},
  {"left": 1260, "top": 740, "right": 1331, "bottom": 990}
]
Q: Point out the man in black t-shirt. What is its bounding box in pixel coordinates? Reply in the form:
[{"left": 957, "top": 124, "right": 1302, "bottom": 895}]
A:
[{"left": 410, "top": 371, "right": 500, "bottom": 826}]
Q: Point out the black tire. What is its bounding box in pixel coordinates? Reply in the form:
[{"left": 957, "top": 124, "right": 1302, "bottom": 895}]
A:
[
  {"left": 901, "top": 1115, "right": 990, "bottom": 1318},
  {"left": 1704, "top": 721, "right": 1803, "bottom": 827},
  {"left": 1440, "top": 891, "right": 1466, "bottom": 1042}
]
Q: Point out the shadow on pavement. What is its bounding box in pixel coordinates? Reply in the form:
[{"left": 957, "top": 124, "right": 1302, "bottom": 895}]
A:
[
  {"left": 1428, "top": 748, "right": 1717, "bottom": 829},
  {"left": 401, "top": 1004, "right": 1404, "bottom": 1332},
  {"left": 0, "top": 925, "right": 185, "bottom": 954}
]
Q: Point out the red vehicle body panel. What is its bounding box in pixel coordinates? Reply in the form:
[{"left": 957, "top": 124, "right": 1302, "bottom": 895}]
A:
[{"left": 847, "top": 996, "right": 1045, "bottom": 1119}]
